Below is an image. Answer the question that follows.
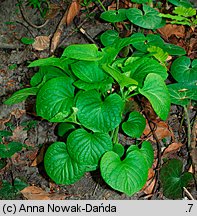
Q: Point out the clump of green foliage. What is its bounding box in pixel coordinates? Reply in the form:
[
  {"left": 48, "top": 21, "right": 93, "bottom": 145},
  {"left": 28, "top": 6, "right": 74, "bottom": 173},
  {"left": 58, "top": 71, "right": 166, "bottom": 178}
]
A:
[
  {"left": 160, "top": 159, "right": 193, "bottom": 199},
  {"left": 0, "top": 130, "right": 23, "bottom": 159},
  {"left": 0, "top": 130, "right": 28, "bottom": 199},
  {"left": 3, "top": 34, "right": 178, "bottom": 196},
  {"left": 27, "top": 0, "right": 49, "bottom": 17},
  {"left": 159, "top": 6, "right": 197, "bottom": 27}
]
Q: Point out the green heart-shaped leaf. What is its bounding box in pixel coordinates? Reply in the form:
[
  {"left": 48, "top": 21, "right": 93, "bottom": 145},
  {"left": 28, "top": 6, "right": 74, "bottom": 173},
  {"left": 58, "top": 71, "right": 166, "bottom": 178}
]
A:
[
  {"left": 130, "top": 34, "right": 185, "bottom": 56},
  {"left": 127, "top": 141, "right": 154, "bottom": 168},
  {"left": 100, "top": 9, "right": 127, "bottom": 23},
  {"left": 71, "top": 61, "right": 107, "bottom": 83},
  {"left": 74, "top": 77, "right": 113, "bottom": 92},
  {"left": 140, "top": 141, "right": 154, "bottom": 168},
  {"left": 160, "top": 159, "right": 193, "bottom": 199},
  {"left": 62, "top": 44, "right": 103, "bottom": 61},
  {"left": 170, "top": 56, "right": 197, "bottom": 83},
  {"left": 44, "top": 142, "right": 86, "bottom": 184},
  {"left": 36, "top": 77, "right": 75, "bottom": 122},
  {"left": 0, "top": 142, "right": 22, "bottom": 158},
  {"left": 122, "top": 111, "right": 146, "bottom": 138},
  {"left": 123, "top": 58, "right": 168, "bottom": 87},
  {"left": 101, "top": 35, "right": 145, "bottom": 64},
  {"left": 102, "top": 64, "right": 138, "bottom": 88},
  {"left": 100, "top": 142, "right": 153, "bottom": 196},
  {"left": 28, "top": 57, "right": 61, "bottom": 68},
  {"left": 162, "top": 43, "right": 186, "bottom": 56},
  {"left": 139, "top": 73, "right": 170, "bottom": 120},
  {"left": 116, "top": 34, "right": 146, "bottom": 51},
  {"left": 167, "top": 82, "right": 197, "bottom": 106},
  {"left": 131, "top": 33, "right": 164, "bottom": 53},
  {"left": 29, "top": 58, "right": 75, "bottom": 78},
  {"left": 100, "top": 30, "right": 119, "bottom": 47},
  {"left": 30, "top": 66, "right": 69, "bottom": 87},
  {"left": 67, "top": 129, "right": 112, "bottom": 166},
  {"left": 76, "top": 90, "right": 123, "bottom": 132},
  {"left": 126, "top": 4, "right": 164, "bottom": 29},
  {"left": 101, "top": 151, "right": 147, "bottom": 196}
]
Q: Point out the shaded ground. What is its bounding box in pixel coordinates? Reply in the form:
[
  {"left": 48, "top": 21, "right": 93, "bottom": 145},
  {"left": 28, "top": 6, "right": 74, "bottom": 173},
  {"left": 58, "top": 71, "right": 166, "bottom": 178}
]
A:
[{"left": 0, "top": 0, "right": 196, "bottom": 200}]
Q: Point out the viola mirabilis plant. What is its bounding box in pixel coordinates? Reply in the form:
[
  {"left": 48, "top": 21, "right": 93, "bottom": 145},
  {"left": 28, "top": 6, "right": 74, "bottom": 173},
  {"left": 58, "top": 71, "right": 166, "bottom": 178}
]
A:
[{"left": 4, "top": 30, "right": 178, "bottom": 195}]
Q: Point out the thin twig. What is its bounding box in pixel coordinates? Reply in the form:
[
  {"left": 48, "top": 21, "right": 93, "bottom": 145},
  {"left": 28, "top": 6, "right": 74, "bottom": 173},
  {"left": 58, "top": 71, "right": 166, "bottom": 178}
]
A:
[
  {"left": 9, "top": 158, "right": 15, "bottom": 187},
  {"left": 191, "top": 113, "right": 197, "bottom": 150},
  {"left": 17, "top": 0, "right": 49, "bottom": 29},
  {"left": 139, "top": 98, "right": 162, "bottom": 197},
  {"left": 79, "top": 27, "right": 98, "bottom": 44},
  {"left": 178, "top": 109, "right": 185, "bottom": 142},
  {"left": 16, "top": 20, "right": 36, "bottom": 38},
  {"left": 92, "top": 182, "right": 99, "bottom": 196},
  {"left": 183, "top": 187, "right": 195, "bottom": 200},
  {"left": 59, "top": 0, "right": 108, "bottom": 47},
  {"left": 0, "top": 43, "right": 22, "bottom": 50},
  {"left": 116, "top": 0, "right": 119, "bottom": 10},
  {"left": 148, "top": 121, "right": 162, "bottom": 194},
  {"left": 142, "top": 111, "right": 162, "bottom": 198},
  {"left": 190, "top": 113, "right": 197, "bottom": 189},
  {"left": 50, "top": 7, "right": 69, "bottom": 54}
]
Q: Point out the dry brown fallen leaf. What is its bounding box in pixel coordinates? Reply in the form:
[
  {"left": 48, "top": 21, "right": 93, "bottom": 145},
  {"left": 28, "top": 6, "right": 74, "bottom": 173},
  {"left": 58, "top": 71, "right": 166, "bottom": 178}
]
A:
[
  {"left": 141, "top": 97, "right": 158, "bottom": 120},
  {"left": 21, "top": 186, "right": 67, "bottom": 200},
  {"left": 66, "top": 0, "right": 81, "bottom": 25},
  {"left": 162, "top": 142, "right": 183, "bottom": 156},
  {"left": 21, "top": 186, "right": 50, "bottom": 200},
  {"left": 31, "top": 145, "right": 46, "bottom": 167},
  {"left": 143, "top": 178, "right": 156, "bottom": 195},
  {"left": 120, "top": 0, "right": 132, "bottom": 8},
  {"left": 143, "top": 120, "right": 174, "bottom": 141},
  {"left": 45, "top": 3, "right": 61, "bottom": 20},
  {"left": 147, "top": 168, "right": 155, "bottom": 180},
  {"left": 32, "top": 36, "right": 50, "bottom": 51},
  {"left": 50, "top": 0, "right": 81, "bottom": 53},
  {"left": 157, "top": 24, "right": 185, "bottom": 40},
  {"left": 188, "top": 37, "right": 197, "bottom": 59},
  {"left": 142, "top": 168, "right": 156, "bottom": 195},
  {"left": 188, "top": 164, "right": 194, "bottom": 173}
]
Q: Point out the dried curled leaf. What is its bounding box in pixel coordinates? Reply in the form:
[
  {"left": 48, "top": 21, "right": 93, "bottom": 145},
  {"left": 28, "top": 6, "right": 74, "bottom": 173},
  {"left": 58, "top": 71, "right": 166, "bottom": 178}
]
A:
[
  {"left": 144, "top": 120, "right": 174, "bottom": 141},
  {"left": 162, "top": 142, "right": 183, "bottom": 156},
  {"left": 157, "top": 24, "right": 185, "bottom": 40},
  {"left": 21, "top": 186, "right": 67, "bottom": 200},
  {"left": 66, "top": 1, "right": 81, "bottom": 25},
  {"left": 32, "top": 36, "right": 50, "bottom": 51}
]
